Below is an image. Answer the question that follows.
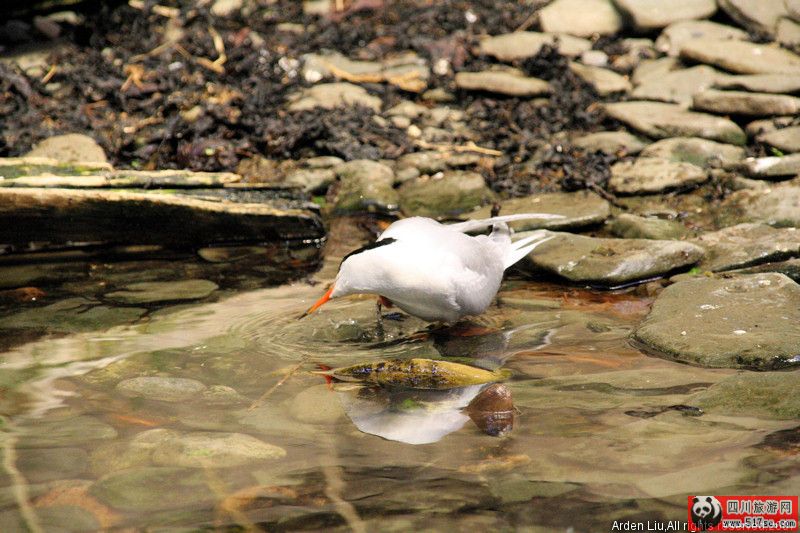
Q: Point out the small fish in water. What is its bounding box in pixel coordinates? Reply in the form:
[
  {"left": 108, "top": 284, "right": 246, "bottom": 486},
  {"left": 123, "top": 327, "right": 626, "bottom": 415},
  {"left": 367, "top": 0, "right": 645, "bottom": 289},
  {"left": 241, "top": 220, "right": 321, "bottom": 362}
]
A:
[{"left": 314, "top": 358, "right": 510, "bottom": 390}]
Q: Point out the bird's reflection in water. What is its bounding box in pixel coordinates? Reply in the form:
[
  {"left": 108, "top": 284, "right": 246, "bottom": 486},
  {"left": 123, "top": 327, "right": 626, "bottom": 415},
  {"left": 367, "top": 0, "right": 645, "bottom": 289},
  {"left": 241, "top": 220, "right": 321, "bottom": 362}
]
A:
[{"left": 333, "top": 382, "right": 514, "bottom": 445}]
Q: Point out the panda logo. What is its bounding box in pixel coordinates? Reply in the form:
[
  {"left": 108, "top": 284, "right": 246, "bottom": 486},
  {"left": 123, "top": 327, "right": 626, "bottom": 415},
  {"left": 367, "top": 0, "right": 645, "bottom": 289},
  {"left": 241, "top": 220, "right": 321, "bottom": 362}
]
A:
[{"left": 691, "top": 495, "right": 723, "bottom": 530}]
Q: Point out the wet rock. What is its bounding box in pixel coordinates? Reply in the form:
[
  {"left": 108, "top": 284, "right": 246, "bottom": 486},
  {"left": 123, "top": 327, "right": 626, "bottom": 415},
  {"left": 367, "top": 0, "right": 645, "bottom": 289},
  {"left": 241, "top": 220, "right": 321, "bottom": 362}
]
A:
[
  {"left": 609, "top": 157, "right": 708, "bottom": 194},
  {"left": 693, "top": 372, "right": 800, "bottom": 419},
  {"left": 90, "top": 466, "right": 214, "bottom": 511},
  {"left": 608, "top": 214, "right": 689, "bottom": 240},
  {"left": 730, "top": 257, "right": 800, "bottom": 281},
  {"left": 0, "top": 297, "right": 145, "bottom": 333},
  {"left": 17, "top": 447, "right": 89, "bottom": 482},
  {"left": 640, "top": 137, "right": 745, "bottom": 167},
  {"left": 303, "top": 51, "right": 429, "bottom": 92},
  {"left": 680, "top": 39, "right": 800, "bottom": 74},
  {"left": 19, "top": 415, "right": 117, "bottom": 447},
  {"left": 715, "top": 73, "right": 800, "bottom": 94},
  {"left": 288, "top": 384, "right": 346, "bottom": 425},
  {"left": 742, "top": 153, "right": 800, "bottom": 179},
  {"left": 568, "top": 62, "right": 631, "bottom": 95},
  {"left": 539, "top": 0, "right": 624, "bottom": 36},
  {"left": 720, "top": 186, "right": 800, "bottom": 227},
  {"left": 655, "top": 20, "right": 748, "bottom": 57},
  {"left": 692, "top": 89, "right": 800, "bottom": 116},
  {"left": 604, "top": 101, "right": 746, "bottom": 145},
  {"left": 201, "top": 385, "right": 249, "bottom": 406},
  {"left": 283, "top": 168, "right": 336, "bottom": 192},
  {"left": 0, "top": 504, "right": 100, "bottom": 532},
  {"left": 398, "top": 171, "right": 495, "bottom": 217},
  {"left": 478, "top": 32, "right": 591, "bottom": 61},
  {"left": 455, "top": 69, "right": 551, "bottom": 96},
  {"left": 759, "top": 126, "right": 800, "bottom": 153},
  {"left": 489, "top": 478, "right": 580, "bottom": 504},
  {"left": 718, "top": 0, "right": 788, "bottom": 36},
  {"left": 692, "top": 223, "right": 800, "bottom": 271},
  {"left": 104, "top": 279, "right": 218, "bottom": 304},
  {"left": 613, "top": 0, "right": 717, "bottom": 30},
  {"left": 331, "top": 159, "right": 398, "bottom": 214},
  {"left": 466, "top": 191, "right": 610, "bottom": 231},
  {"left": 572, "top": 131, "right": 646, "bottom": 155},
  {"left": 25, "top": 133, "right": 108, "bottom": 164},
  {"left": 631, "top": 65, "right": 721, "bottom": 106},
  {"left": 142, "top": 429, "right": 286, "bottom": 467},
  {"left": 518, "top": 231, "right": 704, "bottom": 286},
  {"left": 287, "top": 82, "right": 381, "bottom": 112},
  {"left": 116, "top": 376, "right": 207, "bottom": 402},
  {"left": 778, "top": 16, "right": 800, "bottom": 46},
  {"left": 633, "top": 273, "right": 800, "bottom": 369},
  {"left": 0, "top": 263, "right": 85, "bottom": 290}
]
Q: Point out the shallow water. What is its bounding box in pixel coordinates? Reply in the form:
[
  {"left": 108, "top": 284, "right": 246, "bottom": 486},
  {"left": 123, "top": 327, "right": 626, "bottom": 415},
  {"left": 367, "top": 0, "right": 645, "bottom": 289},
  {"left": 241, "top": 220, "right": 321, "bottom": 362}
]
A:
[{"left": 0, "top": 231, "right": 797, "bottom": 531}]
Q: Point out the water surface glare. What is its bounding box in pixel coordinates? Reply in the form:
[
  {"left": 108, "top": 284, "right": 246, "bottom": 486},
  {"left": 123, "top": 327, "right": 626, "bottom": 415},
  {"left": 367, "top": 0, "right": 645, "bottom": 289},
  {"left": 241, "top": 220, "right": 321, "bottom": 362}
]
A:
[{"left": 0, "top": 269, "right": 796, "bottom": 531}]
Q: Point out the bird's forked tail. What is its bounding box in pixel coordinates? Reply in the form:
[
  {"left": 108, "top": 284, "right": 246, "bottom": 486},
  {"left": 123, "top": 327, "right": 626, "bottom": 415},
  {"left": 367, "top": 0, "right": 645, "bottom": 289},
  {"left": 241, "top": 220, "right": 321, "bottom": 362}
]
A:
[{"left": 504, "top": 230, "right": 552, "bottom": 269}]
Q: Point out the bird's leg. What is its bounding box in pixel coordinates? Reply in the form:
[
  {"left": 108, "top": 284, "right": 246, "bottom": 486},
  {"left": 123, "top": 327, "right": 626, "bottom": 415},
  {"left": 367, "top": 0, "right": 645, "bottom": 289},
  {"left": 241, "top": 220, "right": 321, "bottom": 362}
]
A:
[{"left": 375, "top": 298, "right": 385, "bottom": 340}]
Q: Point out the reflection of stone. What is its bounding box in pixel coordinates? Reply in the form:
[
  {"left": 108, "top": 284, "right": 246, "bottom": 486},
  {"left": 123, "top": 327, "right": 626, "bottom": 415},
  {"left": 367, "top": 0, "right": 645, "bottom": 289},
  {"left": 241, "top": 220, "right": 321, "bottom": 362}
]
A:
[{"left": 335, "top": 384, "right": 487, "bottom": 444}]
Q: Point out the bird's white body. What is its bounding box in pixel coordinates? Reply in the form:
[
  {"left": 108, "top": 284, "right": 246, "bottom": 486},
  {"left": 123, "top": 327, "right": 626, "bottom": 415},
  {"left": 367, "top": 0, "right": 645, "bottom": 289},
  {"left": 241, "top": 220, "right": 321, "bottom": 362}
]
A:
[{"left": 318, "top": 214, "right": 557, "bottom": 323}]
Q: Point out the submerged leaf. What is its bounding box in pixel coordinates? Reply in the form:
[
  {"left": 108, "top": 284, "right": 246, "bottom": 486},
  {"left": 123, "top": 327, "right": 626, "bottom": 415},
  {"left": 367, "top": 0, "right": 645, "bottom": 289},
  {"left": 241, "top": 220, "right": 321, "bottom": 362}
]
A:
[{"left": 317, "top": 358, "right": 510, "bottom": 389}]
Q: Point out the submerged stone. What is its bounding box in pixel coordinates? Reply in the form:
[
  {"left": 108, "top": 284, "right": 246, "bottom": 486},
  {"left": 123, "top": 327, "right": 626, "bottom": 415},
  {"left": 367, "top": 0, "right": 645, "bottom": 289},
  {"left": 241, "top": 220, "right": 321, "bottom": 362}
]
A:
[
  {"left": 116, "top": 376, "right": 207, "bottom": 402},
  {"left": 692, "top": 223, "right": 800, "bottom": 272},
  {"left": 19, "top": 415, "right": 117, "bottom": 448},
  {"left": 466, "top": 191, "right": 610, "bottom": 231},
  {"left": 398, "top": 171, "right": 495, "bottom": 217},
  {"left": 518, "top": 231, "right": 704, "bottom": 286},
  {"left": 692, "top": 372, "right": 800, "bottom": 419},
  {"left": 287, "top": 82, "right": 382, "bottom": 112},
  {"left": 633, "top": 273, "right": 800, "bottom": 369},
  {"left": 145, "top": 429, "right": 286, "bottom": 467},
  {"left": 631, "top": 65, "right": 721, "bottom": 106},
  {"left": 90, "top": 466, "right": 214, "bottom": 511},
  {"left": 604, "top": 101, "right": 746, "bottom": 145},
  {"left": 609, "top": 157, "right": 708, "bottom": 194},
  {"left": 569, "top": 62, "right": 631, "bottom": 95},
  {"left": 104, "top": 279, "right": 218, "bottom": 304},
  {"left": 0, "top": 297, "right": 145, "bottom": 333}
]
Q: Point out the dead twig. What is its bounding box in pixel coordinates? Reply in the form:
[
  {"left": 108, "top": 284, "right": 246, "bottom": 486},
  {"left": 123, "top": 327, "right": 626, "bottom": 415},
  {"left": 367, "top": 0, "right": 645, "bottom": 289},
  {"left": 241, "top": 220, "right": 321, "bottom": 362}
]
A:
[
  {"left": 40, "top": 65, "right": 57, "bottom": 84},
  {"left": 195, "top": 25, "right": 227, "bottom": 74},
  {"left": 247, "top": 358, "right": 307, "bottom": 410}
]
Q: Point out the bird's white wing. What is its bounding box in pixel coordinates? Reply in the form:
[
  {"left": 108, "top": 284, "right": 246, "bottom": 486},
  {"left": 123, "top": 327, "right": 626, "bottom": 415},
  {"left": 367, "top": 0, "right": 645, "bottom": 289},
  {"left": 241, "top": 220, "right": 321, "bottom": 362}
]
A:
[{"left": 445, "top": 213, "right": 564, "bottom": 234}]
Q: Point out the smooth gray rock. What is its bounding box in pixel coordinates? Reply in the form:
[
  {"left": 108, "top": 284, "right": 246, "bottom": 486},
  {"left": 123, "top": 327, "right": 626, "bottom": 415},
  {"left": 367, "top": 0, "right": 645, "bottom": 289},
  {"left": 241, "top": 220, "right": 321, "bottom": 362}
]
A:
[
  {"left": 631, "top": 65, "right": 722, "bottom": 106},
  {"left": 572, "top": 131, "right": 646, "bottom": 155},
  {"left": 692, "top": 223, "right": 800, "bottom": 271},
  {"left": 759, "top": 126, "right": 800, "bottom": 153},
  {"left": 478, "top": 32, "right": 592, "bottom": 61},
  {"left": 692, "top": 372, "right": 800, "bottom": 420},
  {"left": 633, "top": 273, "right": 800, "bottom": 369},
  {"left": 719, "top": 186, "right": 800, "bottom": 227},
  {"left": 539, "top": 0, "right": 624, "bottom": 36},
  {"left": 288, "top": 384, "right": 346, "bottom": 425},
  {"left": 287, "top": 82, "right": 382, "bottom": 112},
  {"left": 640, "top": 137, "right": 745, "bottom": 166},
  {"left": 693, "top": 89, "right": 800, "bottom": 116},
  {"left": 104, "top": 279, "right": 218, "bottom": 304},
  {"left": 613, "top": 0, "right": 717, "bottom": 30},
  {"left": 609, "top": 157, "right": 708, "bottom": 194},
  {"left": 466, "top": 191, "right": 611, "bottom": 231},
  {"left": 714, "top": 73, "right": 800, "bottom": 94},
  {"left": 607, "top": 213, "right": 689, "bottom": 239},
  {"left": 25, "top": 133, "right": 108, "bottom": 164},
  {"left": 778, "top": 16, "right": 800, "bottom": 46},
  {"left": 18, "top": 448, "right": 89, "bottom": 482},
  {"left": 680, "top": 39, "right": 800, "bottom": 74},
  {"left": 742, "top": 153, "right": 800, "bottom": 179},
  {"left": 518, "top": 230, "right": 704, "bottom": 286},
  {"left": 718, "top": 0, "right": 788, "bottom": 36},
  {"left": 569, "top": 62, "right": 631, "bottom": 95},
  {"left": 90, "top": 467, "right": 214, "bottom": 511},
  {"left": 116, "top": 376, "right": 207, "bottom": 402},
  {"left": 398, "top": 171, "right": 495, "bottom": 217},
  {"left": 632, "top": 57, "right": 680, "bottom": 85},
  {"left": 655, "top": 20, "right": 748, "bottom": 57},
  {"left": 0, "top": 297, "right": 145, "bottom": 333},
  {"left": 331, "top": 160, "right": 399, "bottom": 214},
  {"left": 143, "top": 429, "right": 286, "bottom": 467},
  {"left": 455, "top": 70, "right": 552, "bottom": 96},
  {"left": 604, "top": 101, "right": 747, "bottom": 145}
]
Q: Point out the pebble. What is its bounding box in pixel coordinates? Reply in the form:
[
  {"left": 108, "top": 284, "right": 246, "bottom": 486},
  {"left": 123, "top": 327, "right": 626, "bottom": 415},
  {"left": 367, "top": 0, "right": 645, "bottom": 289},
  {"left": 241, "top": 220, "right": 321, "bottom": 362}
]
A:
[
  {"left": 639, "top": 137, "right": 745, "bottom": 167},
  {"left": 116, "top": 376, "right": 207, "bottom": 402},
  {"left": 631, "top": 65, "right": 721, "bottom": 106},
  {"left": 655, "top": 20, "right": 747, "bottom": 56},
  {"left": 104, "top": 279, "right": 218, "bottom": 304},
  {"left": 455, "top": 69, "right": 552, "bottom": 96},
  {"left": 692, "top": 89, "right": 800, "bottom": 117},
  {"left": 604, "top": 101, "right": 746, "bottom": 145},
  {"left": 568, "top": 62, "right": 631, "bottom": 95},
  {"left": 538, "top": 0, "right": 624, "bottom": 37},
  {"left": 680, "top": 39, "right": 800, "bottom": 74},
  {"left": 633, "top": 273, "right": 800, "bottom": 369},
  {"left": 572, "top": 131, "right": 646, "bottom": 155},
  {"left": 613, "top": 0, "right": 717, "bottom": 30},
  {"left": 758, "top": 126, "right": 800, "bottom": 153},
  {"left": 478, "top": 31, "right": 591, "bottom": 61},
  {"left": 609, "top": 157, "right": 708, "bottom": 194},
  {"left": 287, "top": 82, "right": 382, "bottom": 112}
]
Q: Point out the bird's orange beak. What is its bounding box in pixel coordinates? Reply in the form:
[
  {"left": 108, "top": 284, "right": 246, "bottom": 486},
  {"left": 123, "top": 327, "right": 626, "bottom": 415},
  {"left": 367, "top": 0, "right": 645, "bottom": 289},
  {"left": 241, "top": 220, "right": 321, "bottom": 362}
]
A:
[{"left": 299, "top": 284, "right": 335, "bottom": 318}]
